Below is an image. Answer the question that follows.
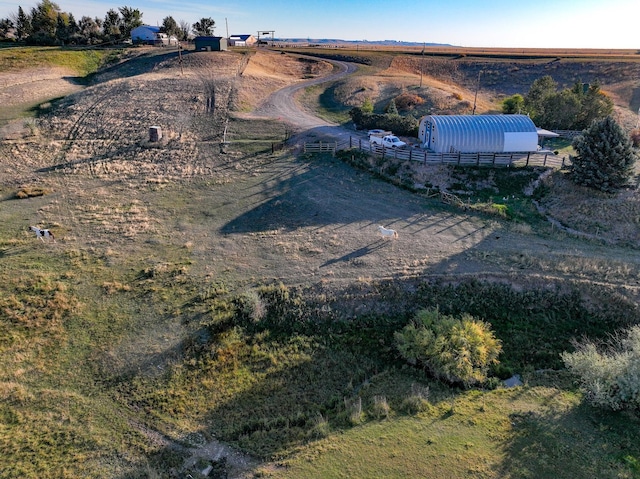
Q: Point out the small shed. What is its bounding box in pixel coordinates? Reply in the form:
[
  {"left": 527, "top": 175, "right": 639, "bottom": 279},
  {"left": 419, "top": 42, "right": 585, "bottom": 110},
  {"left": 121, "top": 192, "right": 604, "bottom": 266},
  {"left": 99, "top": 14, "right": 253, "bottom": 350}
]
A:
[
  {"left": 418, "top": 114, "right": 540, "bottom": 153},
  {"left": 194, "top": 36, "right": 228, "bottom": 51},
  {"left": 228, "top": 34, "right": 257, "bottom": 47}
]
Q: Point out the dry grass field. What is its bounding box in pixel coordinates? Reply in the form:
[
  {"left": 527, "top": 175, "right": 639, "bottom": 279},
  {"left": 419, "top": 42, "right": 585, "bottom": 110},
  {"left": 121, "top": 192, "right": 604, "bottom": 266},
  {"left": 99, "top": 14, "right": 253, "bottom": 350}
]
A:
[{"left": 2, "top": 45, "right": 640, "bottom": 478}]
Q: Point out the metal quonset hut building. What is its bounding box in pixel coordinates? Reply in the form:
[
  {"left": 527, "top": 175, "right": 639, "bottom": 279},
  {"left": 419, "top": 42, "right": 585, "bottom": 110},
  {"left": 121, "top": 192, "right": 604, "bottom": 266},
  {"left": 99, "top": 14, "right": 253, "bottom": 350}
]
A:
[{"left": 418, "top": 114, "right": 540, "bottom": 153}]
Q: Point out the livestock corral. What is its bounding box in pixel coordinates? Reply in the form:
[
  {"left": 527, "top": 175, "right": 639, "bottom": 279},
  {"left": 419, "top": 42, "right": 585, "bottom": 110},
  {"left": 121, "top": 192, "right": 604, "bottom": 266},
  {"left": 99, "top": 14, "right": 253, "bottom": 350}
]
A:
[{"left": 2, "top": 45, "right": 640, "bottom": 478}]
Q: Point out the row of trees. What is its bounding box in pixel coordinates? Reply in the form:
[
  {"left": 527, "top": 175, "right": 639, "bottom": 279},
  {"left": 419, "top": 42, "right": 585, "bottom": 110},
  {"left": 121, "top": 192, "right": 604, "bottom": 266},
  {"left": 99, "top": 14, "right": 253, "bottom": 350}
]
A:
[
  {"left": 503, "top": 75, "right": 614, "bottom": 131},
  {"left": 0, "top": 0, "right": 216, "bottom": 45}
]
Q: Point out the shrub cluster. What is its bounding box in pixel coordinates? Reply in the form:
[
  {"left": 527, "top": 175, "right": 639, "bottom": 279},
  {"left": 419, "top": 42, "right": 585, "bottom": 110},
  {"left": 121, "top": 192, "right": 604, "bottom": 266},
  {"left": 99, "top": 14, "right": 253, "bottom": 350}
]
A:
[
  {"left": 394, "top": 308, "right": 502, "bottom": 388},
  {"left": 562, "top": 325, "right": 640, "bottom": 411},
  {"left": 349, "top": 106, "right": 419, "bottom": 136}
]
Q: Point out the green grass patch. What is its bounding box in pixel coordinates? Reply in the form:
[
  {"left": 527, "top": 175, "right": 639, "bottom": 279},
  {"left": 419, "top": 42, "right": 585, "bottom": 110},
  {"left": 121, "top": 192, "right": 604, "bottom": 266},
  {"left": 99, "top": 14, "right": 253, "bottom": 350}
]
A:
[
  {"left": 0, "top": 46, "right": 121, "bottom": 77},
  {"left": 259, "top": 385, "right": 640, "bottom": 479},
  {"left": 301, "top": 84, "right": 353, "bottom": 125}
]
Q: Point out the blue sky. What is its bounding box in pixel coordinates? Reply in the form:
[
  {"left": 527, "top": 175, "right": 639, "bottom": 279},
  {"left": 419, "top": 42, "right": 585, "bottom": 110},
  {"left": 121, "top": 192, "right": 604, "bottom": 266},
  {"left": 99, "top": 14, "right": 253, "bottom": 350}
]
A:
[{"left": 1, "top": 0, "right": 637, "bottom": 48}]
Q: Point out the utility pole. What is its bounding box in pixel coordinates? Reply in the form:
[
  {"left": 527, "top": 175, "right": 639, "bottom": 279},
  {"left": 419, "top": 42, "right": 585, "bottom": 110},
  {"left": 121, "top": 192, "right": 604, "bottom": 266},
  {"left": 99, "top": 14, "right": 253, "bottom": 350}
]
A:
[
  {"left": 472, "top": 70, "right": 482, "bottom": 115},
  {"left": 419, "top": 42, "right": 425, "bottom": 88}
]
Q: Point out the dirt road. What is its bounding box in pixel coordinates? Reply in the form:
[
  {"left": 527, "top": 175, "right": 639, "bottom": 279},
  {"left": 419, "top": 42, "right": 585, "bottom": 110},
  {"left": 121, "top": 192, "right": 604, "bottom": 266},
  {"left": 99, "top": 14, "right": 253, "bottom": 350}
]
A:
[{"left": 250, "top": 56, "right": 358, "bottom": 143}]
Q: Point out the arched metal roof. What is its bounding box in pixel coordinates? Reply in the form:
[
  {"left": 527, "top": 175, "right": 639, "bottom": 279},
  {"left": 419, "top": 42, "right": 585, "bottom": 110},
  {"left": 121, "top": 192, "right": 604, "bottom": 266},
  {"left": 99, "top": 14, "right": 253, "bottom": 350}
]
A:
[{"left": 419, "top": 114, "right": 539, "bottom": 153}]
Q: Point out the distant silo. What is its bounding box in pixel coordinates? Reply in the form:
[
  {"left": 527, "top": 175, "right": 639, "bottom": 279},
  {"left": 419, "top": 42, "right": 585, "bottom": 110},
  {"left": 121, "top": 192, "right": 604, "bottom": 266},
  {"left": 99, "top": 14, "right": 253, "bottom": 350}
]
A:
[{"left": 418, "top": 114, "right": 540, "bottom": 153}]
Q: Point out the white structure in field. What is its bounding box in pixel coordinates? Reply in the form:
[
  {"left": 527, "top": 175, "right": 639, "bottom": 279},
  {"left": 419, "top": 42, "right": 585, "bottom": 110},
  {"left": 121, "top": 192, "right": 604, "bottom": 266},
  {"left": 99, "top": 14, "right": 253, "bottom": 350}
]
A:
[
  {"left": 418, "top": 114, "right": 548, "bottom": 153},
  {"left": 131, "top": 25, "right": 177, "bottom": 45}
]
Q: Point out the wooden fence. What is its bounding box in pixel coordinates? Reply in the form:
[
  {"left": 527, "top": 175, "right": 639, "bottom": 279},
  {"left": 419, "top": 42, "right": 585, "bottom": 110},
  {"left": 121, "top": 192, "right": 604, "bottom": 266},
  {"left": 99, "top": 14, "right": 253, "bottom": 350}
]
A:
[
  {"left": 341, "top": 136, "right": 568, "bottom": 169},
  {"left": 303, "top": 141, "right": 337, "bottom": 155}
]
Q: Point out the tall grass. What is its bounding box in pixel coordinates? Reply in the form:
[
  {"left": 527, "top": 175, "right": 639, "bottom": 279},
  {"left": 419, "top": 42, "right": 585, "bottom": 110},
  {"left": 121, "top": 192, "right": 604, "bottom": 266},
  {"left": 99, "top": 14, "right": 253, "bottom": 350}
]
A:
[{"left": 0, "top": 46, "right": 121, "bottom": 76}]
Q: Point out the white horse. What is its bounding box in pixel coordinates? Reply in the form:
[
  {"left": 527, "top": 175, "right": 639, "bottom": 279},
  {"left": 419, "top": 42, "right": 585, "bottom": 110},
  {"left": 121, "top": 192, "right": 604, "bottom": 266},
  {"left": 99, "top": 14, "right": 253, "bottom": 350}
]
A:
[
  {"left": 29, "top": 226, "right": 55, "bottom": 242},
  {"left": 377, "top": 225, "right": 398, "bottom": 239}
]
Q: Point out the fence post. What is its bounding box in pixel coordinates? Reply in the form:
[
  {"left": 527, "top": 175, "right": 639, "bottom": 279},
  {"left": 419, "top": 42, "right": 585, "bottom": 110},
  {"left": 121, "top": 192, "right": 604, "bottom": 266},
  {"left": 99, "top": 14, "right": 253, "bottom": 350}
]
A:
[
  {"left": 544, "top": 153, "right": 547, "bottom": 166},
  {"left": 526, "top": 152, "right": 530, "bottom": 166},
  {"left": 409, "top": 148, "right": 412, "bottom": 161},
  {"left": 349, "top": 136, "right": 352, "bottom": 148}
]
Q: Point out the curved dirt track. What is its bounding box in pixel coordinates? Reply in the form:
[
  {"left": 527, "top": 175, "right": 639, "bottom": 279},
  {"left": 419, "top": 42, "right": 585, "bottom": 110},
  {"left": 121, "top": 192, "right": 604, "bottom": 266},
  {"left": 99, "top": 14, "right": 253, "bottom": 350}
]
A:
[{"left": 249, "top": 55, "right": 358, "bottom": 142}]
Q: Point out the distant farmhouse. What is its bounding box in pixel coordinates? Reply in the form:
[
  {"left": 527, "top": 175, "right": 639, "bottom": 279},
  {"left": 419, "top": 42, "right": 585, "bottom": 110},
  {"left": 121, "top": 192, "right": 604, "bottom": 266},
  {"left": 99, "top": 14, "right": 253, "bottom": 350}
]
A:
[
  {"left": 193, "top": 36, "right": 228, "bottom": 51},
  {"left": 228, "top": 34, "right": 257, "bottom": 47},
  {"left": 130, "top": 25, "right": 178, "bottom": 46}
]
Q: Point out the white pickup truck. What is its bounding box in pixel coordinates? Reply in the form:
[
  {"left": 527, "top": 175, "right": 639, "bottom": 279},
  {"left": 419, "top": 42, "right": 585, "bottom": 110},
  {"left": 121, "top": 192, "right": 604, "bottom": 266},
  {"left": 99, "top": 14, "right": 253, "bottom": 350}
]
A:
[{"left": 369, "top": 133, "right": 407, "bottom": 149}]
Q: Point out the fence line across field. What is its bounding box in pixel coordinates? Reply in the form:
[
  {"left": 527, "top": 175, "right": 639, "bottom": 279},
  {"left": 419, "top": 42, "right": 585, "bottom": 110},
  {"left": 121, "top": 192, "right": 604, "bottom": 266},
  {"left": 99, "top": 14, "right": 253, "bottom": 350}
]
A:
[{"left": 300, "top": 137, "right": 568, "bottom": 169}]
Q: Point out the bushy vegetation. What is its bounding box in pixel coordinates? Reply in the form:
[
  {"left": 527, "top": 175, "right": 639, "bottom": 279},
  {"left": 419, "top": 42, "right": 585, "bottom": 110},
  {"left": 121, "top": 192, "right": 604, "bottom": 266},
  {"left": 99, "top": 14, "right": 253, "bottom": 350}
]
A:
[
  {"left": 394, "top": 308, "right": 502, "bottom": 387},
  {"left": 563, "top": 325, "right": 640, "bottom": 411},
  {"left": 505, "top": 75, "right": 614, "bottom": 130},
  {"left": 0, "top": 0, "right": 196, "bottom": 45},
  {"left": 349, "top": 105, "right": 418, "bottom": 136},
  {"left": 570, "top": 116, "right": 637, "bottom": 192}
]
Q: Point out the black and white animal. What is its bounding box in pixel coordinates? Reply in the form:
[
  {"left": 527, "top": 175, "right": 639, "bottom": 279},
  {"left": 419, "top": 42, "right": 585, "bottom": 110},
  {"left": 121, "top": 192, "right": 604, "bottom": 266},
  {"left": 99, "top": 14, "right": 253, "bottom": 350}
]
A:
[
  {"left": 29, "top": 226, "right": 55, "bottom": 241},
  {"left": 377, "top": 225, "right": 398, "bottom": 239}
]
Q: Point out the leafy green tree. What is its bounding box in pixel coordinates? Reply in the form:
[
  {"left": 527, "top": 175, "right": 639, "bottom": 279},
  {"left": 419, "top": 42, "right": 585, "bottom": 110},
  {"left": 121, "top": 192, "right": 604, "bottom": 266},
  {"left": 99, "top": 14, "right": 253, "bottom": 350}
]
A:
[
  {"left": 394, "top": 308, "right": 502, "bottom": 388},
  {"left": 0, "top": 18, "right": 13, "bottom": 39},
  {"left": 54, "top": 12, "right": 69, "bottom": 43},
  {"left": 77, "top": 15, "right": 101, "bottom": 44},
  {"left": 102, "top": 8, "right": 121, "bottom": 40},
  {"left": 16, "top": 6, "right": 32, "bottom": 40},
  {"left": 524, "top": 75, "right": 557, "bottom": 122},
  {"left": 538, "top": 90, "right": 581, "bottom": 130},
  {"left": 502, "top": 94, "right": 525, "bottom": 114},
  {"left": 29, "top": 0, "right": 60, "bottom": 43},
  {"left": 192, "top": 17, "right": 215, "bottom": 36},
  {"left": 118, "top": 6, "right": 142, "bottom": 39},
  {"left": 562, "top": 325, "right": 640, "bottom": 411},
  {"left": 160, "top": 16, "right": 179, "bottom": 38},
  {"left": 570, "top": 116, "right": 637, "bottom": 192},
  {"left": 573, "top": 81, "right": 614, "bottom": 130}
]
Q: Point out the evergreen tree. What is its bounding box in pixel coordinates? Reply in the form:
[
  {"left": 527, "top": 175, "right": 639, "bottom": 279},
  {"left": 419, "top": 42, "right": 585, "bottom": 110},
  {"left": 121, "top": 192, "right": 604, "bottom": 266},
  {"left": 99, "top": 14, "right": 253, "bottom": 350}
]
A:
[
  {"left": 570, "top": 116, "right": 637, "bottom": 192},
  {"left": 55, "top": 12, "right": 68, "bottom": 43},
  {"left": 361, "top": 97, "right": 374, "bottom": 114},
  {"left": 16, "top": 6, "right": 32, "bottom": 40},
  {"left": 103, "top": 8, "right": 121, "bottom": 41},
  {"left": 386, "top": 98, "right": 399, "bottom": 116},
  {"left": 119, "top": 6, "right": 142, "bottom": 39}
]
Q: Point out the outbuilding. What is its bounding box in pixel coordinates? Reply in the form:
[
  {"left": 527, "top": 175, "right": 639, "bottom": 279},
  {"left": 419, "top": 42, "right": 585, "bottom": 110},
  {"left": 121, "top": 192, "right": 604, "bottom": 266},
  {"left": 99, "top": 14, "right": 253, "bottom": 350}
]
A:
[
  {"left": 418, "top": 114, "right": 542, "bottom": 153},
  {"left": 228, "top": 34, "right": 257, "bottom": 47},
  {"left": 131, "top": 25, "right": 177, "bottom": 45},
  {"left": 194, "top": 36, "right": 228, "bottom": 51}
]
